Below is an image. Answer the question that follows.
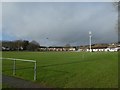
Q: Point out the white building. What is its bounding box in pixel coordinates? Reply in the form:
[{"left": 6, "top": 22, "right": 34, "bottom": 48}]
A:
[{"left": 86, "top": 48, "right": 119, "bottom": 52}]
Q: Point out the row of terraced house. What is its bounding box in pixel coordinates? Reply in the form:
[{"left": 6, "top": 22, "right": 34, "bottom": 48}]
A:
[{"left": 2, "top": 43, "right": 120, "bottom": 52}]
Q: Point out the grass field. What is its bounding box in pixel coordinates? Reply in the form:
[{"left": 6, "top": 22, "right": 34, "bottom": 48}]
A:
[
  {"left": 2, "top": 83, "right": 14, "bottom": 88},
  {"left": 2, "top": 51, "right": 118, "bottom": 88}
]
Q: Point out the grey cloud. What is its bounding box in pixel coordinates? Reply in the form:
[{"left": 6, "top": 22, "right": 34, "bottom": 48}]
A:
[{"left": 2, "top": 2, "right": 118, "bottom": 46}]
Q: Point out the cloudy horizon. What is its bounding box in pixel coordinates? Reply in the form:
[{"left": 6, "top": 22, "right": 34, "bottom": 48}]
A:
[{"left": 2, "top": 2, "right": 118, "bottom": 46}]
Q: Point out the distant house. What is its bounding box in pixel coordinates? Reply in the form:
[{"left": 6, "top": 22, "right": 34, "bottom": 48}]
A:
[
  {"left": 86, "top": 47, "right": 119, "bottom": 52},
  {"left": 69, "top": 47, "right": 76, "bottom": 51},
  {"left": 38, "top": 46, "right": 47, "bottom": 51},
  {"left": 39, "top": 46, "right": 76, "bottom": 51},
  {"left": 2, "top": 47, "right": 10, "bottom": 51},
  {"left": 2, "top": 47, "right": 6, "bottom": 50}
]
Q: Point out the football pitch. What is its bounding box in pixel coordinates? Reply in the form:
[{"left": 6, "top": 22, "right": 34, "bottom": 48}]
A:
[{"left": 2, "top": 51, "right": 118, "bottom": 88}]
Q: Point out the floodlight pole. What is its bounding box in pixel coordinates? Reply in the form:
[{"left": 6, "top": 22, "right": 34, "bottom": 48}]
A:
[
  {"left": 46, "top": 38, "right": 49, "bottom": 51},
  {"left": 18, "top": 41, "right": 19, "bottom": 51},
  {"left": 89, "top": 31, "right": 92, "bottom": 52}
]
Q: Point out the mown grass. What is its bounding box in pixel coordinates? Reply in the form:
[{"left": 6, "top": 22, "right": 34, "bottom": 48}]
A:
[
  {"left": 2, "top": 83, "right": 14, "bottom": 88},
  {"left": 2, "top": 51, "right": 118, "bottom": 88}
]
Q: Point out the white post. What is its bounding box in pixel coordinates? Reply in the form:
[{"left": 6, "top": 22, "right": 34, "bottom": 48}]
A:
[
  {"left": 13, "top": 59, "right": 16, "bottom": 75},
  {"left": 34, "top": 61, "right": 37, "bottom": 81},
  {"left": 89, "top": 31, "right": 92, "bottom": 52}
]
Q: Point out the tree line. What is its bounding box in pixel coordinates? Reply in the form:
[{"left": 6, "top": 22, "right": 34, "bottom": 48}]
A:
[{"left": 1, "top": 40, "right": 40, "bottom": 51}]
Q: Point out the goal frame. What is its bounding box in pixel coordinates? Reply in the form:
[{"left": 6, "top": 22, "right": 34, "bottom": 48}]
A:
[{"left": 1, "top": 58, "right": 37, "bottom": 81}]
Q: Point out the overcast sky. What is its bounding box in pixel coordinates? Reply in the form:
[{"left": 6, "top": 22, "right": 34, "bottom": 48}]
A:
[{"left": 2, "top": 2, "right": 118, "bottom": 46}]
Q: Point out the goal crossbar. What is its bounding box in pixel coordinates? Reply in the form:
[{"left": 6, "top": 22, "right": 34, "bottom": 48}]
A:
[
  {"left": 1, "top": 58, "right": 36, "bottom": 63},
  {"left": 1, "top": 57, "right": 37, "bottom": 81}
]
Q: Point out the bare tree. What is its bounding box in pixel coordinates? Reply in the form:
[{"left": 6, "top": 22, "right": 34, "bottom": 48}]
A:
[{"left": 27, "top": 40, "right": 40, "bottom": 51}]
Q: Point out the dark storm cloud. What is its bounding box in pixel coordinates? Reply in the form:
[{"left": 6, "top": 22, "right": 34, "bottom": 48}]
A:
[{"left": 2, "top": 2, "right": 118, "bottom": 46}]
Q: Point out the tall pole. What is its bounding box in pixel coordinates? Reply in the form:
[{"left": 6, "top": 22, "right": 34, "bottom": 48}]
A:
[
  {"left": 89, "top": 31, "right": 92, "bottom": 52},
  {"left": 46, "top": 38, "right": 48, "bottom": 51},
  {"left": 18, "top": 41, "right": 19, "bottom": 51}
]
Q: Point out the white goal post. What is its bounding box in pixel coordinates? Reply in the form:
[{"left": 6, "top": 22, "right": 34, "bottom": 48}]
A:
[{"left": 1, "top": 58, "right": 37, "bottom": 81}]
